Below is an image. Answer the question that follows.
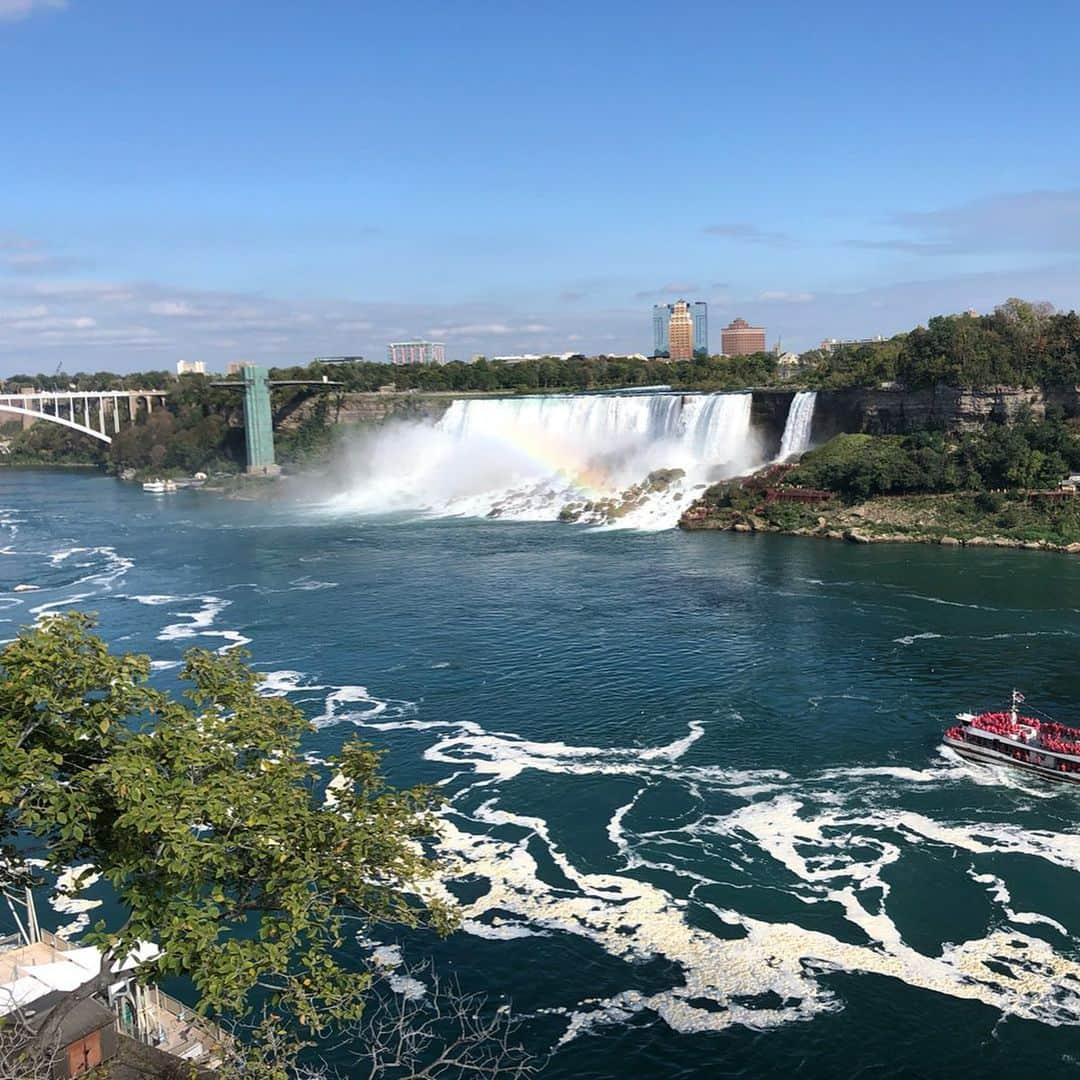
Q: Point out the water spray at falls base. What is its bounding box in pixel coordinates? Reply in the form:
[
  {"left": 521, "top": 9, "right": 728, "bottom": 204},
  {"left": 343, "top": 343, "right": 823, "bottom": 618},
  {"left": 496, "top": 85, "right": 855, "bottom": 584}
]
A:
[{"left": 325, "top": 391, "right": 816, "bottom": 530}]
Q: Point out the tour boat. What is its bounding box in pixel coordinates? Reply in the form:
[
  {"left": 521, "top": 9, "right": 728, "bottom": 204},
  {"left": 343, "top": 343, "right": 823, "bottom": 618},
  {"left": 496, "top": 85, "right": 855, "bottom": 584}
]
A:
[
  {"left": 944, "top": 691, "right": 1080, "bottom": 784},
  {"left": 142, "top": 479, "right": 178, "bottom": 493}
]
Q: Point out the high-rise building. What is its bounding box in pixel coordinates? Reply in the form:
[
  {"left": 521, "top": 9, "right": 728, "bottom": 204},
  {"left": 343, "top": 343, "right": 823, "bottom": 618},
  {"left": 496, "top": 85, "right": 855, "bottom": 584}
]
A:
[
  {"left": 652, "top": 301, "right": 708, "bottom": 359},
  {"left": 652, "top": 306, "right": 670, "bottom": 357},
  {"left": 668, "top": 301, "right": 695, "bottom": 361},
  {"left": 692, "top": 301, "right": 708, "bottom": 357},
  {"left": 720, "top": 318, "right": 766, "bottom": 356},
  {"left": 387, "top": 341, "right": 446, "bottom": 366},
  {"left": 176, "top": 360, "right": 206, "bottom": 375}
]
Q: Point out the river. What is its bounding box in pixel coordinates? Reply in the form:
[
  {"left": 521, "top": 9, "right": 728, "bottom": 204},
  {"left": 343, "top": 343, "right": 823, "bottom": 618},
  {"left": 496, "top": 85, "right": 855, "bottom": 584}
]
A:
[{"left": 3, "top": 468, "right": 1080, "bottom": 1078}]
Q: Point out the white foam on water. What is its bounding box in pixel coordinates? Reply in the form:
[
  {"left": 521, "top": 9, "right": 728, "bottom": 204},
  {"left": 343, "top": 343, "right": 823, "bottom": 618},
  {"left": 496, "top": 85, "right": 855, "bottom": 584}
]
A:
[
  {"left": 51, "top": 864, "right": 103, "bottom": 940},
  {"left": 422, "top": 720, "right": 711, "bottom": 787},
  {"left": 350, "top": 711, "right": 1080, "bottom": 1043},
  {"left": 156, "top": 595, "right": 230, "bottom": 641},
  {"left": 152, "top": 594, "right": 253, "bottom": 654},
  {"left": 314, "top": 685, "right": 390, "bottom": 725},
  {"left": 425, "top": 801, "right": 1080, "bottom": 1044},
  {"left": 356, "top": 939, "right": 427, "bottom": 1000},
  {"left": 968, "top": 871, "right": 1069, "bottom": 936},
  {"left": 258, "top": 669, "right": 327, "bottom": 696},
  {"left": 288, "top": 578, "right": 338, "bottom": 592},
  {"left": 49, "top": 546, "right": 134, "bottom": 589},
  {"left": 29, "top": 592, "right": 97, "bottom": 618},
  {"left": 893, "top": 632, "right": 944, "bottom": 646}
]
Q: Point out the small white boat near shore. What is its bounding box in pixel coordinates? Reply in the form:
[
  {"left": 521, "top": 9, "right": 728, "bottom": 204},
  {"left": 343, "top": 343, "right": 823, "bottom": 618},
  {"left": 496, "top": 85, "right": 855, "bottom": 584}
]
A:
[{"left": 142, "top": 479, "right": 178, "bottom": 493}]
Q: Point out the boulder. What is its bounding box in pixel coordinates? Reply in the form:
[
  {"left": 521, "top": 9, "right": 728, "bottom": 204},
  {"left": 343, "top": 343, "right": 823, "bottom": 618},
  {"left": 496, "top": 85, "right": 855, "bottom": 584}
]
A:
[{"left": 939, "top": 536, "right": 961, "bottom": 547}]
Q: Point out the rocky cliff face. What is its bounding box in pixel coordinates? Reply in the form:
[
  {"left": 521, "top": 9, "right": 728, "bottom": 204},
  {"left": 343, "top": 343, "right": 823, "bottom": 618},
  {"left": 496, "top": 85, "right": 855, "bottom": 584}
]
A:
[
  {"left": 277, "top": 392, "right": 453, "bottom": 430},
  {"left": 752, "top": 386, "right": 1080, "bottom": 445}
]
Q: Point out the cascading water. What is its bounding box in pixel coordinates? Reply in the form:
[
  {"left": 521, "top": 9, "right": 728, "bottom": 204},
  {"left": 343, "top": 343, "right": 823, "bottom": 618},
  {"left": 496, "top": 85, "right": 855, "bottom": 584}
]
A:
[
  {"left": 776, "top": 391, "right": 817, "bottom": 460},
  {"left": 327, "top": 392, "right": 764, "bottom": 530}
]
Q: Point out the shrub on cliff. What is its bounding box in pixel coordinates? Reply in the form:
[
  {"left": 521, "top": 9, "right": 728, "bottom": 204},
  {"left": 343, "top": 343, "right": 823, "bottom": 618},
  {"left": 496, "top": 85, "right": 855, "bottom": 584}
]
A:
[{"left": 790, "top": 420, "right": 1079, "bottom": 498}]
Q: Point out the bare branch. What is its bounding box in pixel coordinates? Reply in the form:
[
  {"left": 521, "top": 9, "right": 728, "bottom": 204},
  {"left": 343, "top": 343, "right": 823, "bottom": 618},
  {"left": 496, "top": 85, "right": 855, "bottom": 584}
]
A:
[{"left": 349, "top": 958, "right": 540, "bottom": 1080}]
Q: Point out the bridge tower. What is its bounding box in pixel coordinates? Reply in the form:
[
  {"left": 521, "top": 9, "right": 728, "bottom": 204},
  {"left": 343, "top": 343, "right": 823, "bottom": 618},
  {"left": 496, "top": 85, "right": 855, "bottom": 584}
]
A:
[{"left": 241, "top": 366, "right": 280, "bottom": 476}]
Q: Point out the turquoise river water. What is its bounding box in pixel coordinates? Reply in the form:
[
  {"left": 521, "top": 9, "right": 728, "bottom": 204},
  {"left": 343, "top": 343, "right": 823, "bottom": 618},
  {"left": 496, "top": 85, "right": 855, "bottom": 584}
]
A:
[{"left": 2, "top": 469, "right": 1080, "bottom": 1078}]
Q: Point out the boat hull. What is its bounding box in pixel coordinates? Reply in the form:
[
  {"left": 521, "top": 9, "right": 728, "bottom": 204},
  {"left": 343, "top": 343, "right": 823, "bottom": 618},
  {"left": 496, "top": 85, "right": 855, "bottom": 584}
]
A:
[{"left": 944, "top": 735, "right": 1080, "bottom": 785}]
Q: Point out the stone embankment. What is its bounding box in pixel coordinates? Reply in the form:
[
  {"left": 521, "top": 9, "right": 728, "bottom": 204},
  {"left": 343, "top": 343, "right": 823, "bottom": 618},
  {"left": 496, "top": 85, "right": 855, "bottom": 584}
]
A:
[{"left": 680, "top": 495, "right": 1080, "bottom": 554}]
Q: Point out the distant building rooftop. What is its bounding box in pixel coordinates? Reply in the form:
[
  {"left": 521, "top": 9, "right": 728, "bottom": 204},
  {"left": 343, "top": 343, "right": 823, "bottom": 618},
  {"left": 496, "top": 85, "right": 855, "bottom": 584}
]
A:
[{"left": 820, "top": 336, "right": 887, "bottom": 352}]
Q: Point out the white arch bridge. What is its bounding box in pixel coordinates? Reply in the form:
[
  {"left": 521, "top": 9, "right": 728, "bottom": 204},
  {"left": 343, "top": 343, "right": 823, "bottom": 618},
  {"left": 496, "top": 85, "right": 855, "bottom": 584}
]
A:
[{"left": 0, "top": 389, "right": 169, "bottom": 444}]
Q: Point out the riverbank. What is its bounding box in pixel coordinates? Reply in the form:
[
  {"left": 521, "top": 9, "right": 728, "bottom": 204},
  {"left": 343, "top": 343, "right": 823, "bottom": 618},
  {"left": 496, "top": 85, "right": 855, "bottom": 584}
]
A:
[{"left": 680, "top": 488, "right": 1080, "bottom": 552}]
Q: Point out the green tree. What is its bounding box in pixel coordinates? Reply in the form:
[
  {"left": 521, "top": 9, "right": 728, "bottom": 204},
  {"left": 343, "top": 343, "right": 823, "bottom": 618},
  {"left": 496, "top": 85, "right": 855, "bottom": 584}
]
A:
[{"left": 0, "top": 614, "right": 455, "bottom": 1053}]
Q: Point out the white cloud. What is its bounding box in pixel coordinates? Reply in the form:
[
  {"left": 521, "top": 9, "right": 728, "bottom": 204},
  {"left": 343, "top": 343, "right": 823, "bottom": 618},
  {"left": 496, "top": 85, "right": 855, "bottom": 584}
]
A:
[
  {"left": 758, "top": 290, "right": 814, "bottom": 303},
  {"left": 0, "top": 0, "right": 66, "bottom": 22},
  {"left": 149, "top": 300, "right": 198, "bottom": 317},
  {"left": 449, "top": 323, "right": 514, "bottom": 336},
  {"left": 703, "top": 223, "right": 790, "bottom": 246}
]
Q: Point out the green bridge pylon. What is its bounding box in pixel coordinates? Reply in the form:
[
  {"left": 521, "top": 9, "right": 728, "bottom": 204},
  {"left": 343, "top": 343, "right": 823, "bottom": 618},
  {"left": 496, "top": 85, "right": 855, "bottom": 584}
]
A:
[{"left": 242, "top": 366, "right": 280, "bottom": 476}]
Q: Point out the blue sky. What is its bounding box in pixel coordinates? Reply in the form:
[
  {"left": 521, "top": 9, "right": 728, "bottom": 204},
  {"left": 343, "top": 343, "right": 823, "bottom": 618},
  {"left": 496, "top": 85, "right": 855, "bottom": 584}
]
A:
[{"left": 4, "top": 0, "right": 1080, "bottom": 373}]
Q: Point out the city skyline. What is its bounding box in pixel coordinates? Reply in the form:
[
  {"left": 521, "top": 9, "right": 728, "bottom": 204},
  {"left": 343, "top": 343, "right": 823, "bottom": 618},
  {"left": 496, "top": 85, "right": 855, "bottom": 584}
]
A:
[{"left": 5, "top": 2, "right": 1080, "bottom": 374}]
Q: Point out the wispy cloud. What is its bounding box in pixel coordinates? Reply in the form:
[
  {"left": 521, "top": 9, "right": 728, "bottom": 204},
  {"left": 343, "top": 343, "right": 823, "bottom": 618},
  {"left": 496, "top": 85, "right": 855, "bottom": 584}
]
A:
[
  {"left": 0, "top": 235, "right": 89, "bottom": 275},
  {"left": 5, "top": 262, "right": 1080, "bottom": 372},
  {"left": 0, "top": 0, "right": 66, "bottom": 22},
  {"left": 703, "top": 223, "right": 790, "bottom": 246},
  {"left": 149, "top": 300, "right": 200, "bottom": 317},
  {"left": 758, "top": 290, "right": 814, "bottom": 303},
  {"left": 632, "top": 282, "right": 700, "bottom": 301},
  {"left": 854, "top": 190, "right": 1080, "bottom": 256}
]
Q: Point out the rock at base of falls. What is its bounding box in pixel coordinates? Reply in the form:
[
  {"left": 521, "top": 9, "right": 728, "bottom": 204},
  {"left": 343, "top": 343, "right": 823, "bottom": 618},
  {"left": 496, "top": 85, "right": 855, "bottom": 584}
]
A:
[{"left": 558, "top": 469, "right": 687, "bottom": 526}]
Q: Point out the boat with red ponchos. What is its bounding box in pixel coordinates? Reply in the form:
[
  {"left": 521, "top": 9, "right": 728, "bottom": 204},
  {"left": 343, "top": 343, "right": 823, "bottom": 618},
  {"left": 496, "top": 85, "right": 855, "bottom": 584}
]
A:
[{"left": 944, "top": 690, "right": 1080, "bottom": 784}]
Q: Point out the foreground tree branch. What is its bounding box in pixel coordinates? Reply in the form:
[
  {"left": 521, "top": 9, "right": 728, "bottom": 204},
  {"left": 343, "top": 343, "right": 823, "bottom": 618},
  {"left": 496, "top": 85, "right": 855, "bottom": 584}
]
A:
[{"left": 0, "top": 612, "right": 459, "bottom": 1058}]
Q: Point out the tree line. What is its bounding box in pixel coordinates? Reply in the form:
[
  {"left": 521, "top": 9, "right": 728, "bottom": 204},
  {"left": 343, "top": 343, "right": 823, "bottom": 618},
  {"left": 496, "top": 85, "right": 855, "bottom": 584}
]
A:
[
  {"left": 805, "top": 299, "right": 1080, "bottom": 390},
  {"left": 273, "top": 351, "right": 782, "bottom": 394}
]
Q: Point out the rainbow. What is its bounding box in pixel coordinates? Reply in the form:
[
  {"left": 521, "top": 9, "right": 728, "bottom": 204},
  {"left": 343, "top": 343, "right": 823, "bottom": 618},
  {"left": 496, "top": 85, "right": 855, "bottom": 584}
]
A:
[{"left": 484, "top": 423, "right": 614, "bottom": 496}]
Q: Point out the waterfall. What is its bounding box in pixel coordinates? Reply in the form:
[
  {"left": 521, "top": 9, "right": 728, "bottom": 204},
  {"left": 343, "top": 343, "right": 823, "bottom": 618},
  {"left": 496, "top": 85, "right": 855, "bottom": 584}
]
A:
[
  {"left": 328, "top": 391, "right": 763, "bottom": 529},
  {"left": 777, "top": 391, "right": 817, "bottom": 460}
]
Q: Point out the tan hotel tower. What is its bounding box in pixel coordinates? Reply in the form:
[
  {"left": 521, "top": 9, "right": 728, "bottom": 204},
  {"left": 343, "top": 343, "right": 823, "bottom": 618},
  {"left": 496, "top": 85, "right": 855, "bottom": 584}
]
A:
[{"left": 668, "top": 301, "right": 695, "bottom": 361}]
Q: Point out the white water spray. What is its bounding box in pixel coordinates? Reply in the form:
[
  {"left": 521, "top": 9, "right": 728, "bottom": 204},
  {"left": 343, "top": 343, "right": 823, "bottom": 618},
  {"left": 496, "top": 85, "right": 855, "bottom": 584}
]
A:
[
  {"left": 328, "top": 392, "right": 763, "bottom": 529},
  {"left": 777, "top": 391, "right": 817, "bottom": 460}
]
